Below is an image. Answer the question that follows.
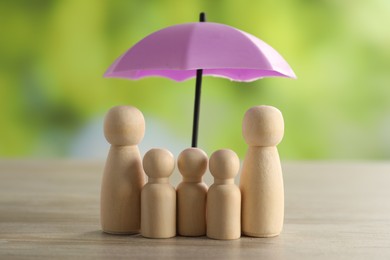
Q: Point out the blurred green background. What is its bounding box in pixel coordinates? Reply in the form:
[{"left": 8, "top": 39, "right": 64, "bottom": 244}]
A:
[{"left": 1, "top": 0, "right": 390, "bottom": 159}]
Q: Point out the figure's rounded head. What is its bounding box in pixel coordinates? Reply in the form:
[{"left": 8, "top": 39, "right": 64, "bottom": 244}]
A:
[
  {"left": 104, "top": 106, "right": 145, "bottom": 146},
  {"left": 177, "top": 148, "right": 208, "bottom": 179},
  {"left": 209, "top": 149, "right": 239, "bottom": 180},
  {"left": 143, "top": 148, "right": 175, "bottom": 179},
  {"left": 242, "top": 105, "right": 284, "bottom": 146}
]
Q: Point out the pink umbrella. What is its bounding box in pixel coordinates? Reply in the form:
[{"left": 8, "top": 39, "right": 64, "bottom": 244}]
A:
[{"left": 105, "top": 13, "right": 296, "bottom": 147}]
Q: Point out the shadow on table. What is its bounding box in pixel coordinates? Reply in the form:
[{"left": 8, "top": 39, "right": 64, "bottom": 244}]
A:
[{"left": 74, "top": 230, "right": 285, "bottom": 259}]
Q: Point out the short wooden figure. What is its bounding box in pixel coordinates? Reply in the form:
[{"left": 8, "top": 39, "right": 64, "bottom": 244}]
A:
[
  {"left": 141, "top": 148, "right": 176, "bottom": 238},
  {"left": 100, "top": 105, "right": 146, "bottom": 234},
  {"left": 240, "top": 105, "right": 285, "bottom": 237},
  {"left": 177, "top": 148, "right": 208, "bottom": 236},
  {"left": 207, "top": 149, "right": 241, "bottom": 240}
]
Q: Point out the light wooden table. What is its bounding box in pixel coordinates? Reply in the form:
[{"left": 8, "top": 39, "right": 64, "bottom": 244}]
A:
[{"left": 0, "top": 160, "right": 389, "bottom": 259}]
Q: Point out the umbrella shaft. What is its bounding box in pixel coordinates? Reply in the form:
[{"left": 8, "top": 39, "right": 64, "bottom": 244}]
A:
[
  {"left": 191, "top": 12, "right": 206, "bottom": 148},
  {"left": 192, "top": 69, "right": 203, "bottom": 147}
]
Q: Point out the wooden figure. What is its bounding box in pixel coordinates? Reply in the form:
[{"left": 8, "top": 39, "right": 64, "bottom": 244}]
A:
[
  {"left": 207, "top": 149, "right": 241, "bottom": 240},
  {"left": 177, "top": 148, "right": 208, "bottom": 237},
  {"left": 240, "top": 105, "right": 285, "bottom": 237},
  {"left": 141, "top": 148, "right": 176, "bottom": 239},
  {"left": 100, "top": 105, "right": 146, "bottom": 234}
]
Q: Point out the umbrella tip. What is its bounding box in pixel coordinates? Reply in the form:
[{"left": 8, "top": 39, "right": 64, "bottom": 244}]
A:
[{"left": 199, "top": 12, "right": 206, "bottom": 22}]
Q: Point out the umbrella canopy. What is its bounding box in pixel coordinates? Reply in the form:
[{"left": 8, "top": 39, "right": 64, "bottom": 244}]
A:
[
  {"left": 105, "top": 22, "right": 296, "bottom": 82},
  {"left": 104, "top": 13, "right": 296, "bottom": 148}
]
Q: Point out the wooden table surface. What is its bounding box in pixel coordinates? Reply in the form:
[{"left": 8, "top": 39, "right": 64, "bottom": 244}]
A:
[{"left": 0, "top": 160, "right": 389, "bottom": 259}]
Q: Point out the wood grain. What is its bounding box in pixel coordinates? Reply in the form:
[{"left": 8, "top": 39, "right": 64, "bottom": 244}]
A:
[{"left": 1, "top": 160, "right": 390, "bottom": 259}]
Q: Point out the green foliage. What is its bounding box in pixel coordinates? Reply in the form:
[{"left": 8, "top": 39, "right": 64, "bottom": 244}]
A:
[{"left": 1, "top": 0, "right": 390, "bottom": 158}]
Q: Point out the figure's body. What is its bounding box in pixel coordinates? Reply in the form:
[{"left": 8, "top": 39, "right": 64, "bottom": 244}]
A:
[
  {"left": 207, "top": 149, "right": 241, "bottom": 240},
  {"left": 177, "top": 148, "right": 208, "bottom": 236},
  {"left": 141, "top": 148, "right": 176, "bottom": 238},
  {"left": 100, "top": 106, "right": 145, "bottom": 234},
  {"left": 240, "top": 105, "right": 285, "bottom": 237}
]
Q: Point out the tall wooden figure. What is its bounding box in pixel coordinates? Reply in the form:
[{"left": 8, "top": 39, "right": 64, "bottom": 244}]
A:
[
  {"left": 141, "top": 148, "right": 176, "bottom": 238},
  {"left": 207, "top": 149, "right": 241, "bottom": 240},
  {"left": 240, "top": 105, "right": 285, "bottom": 237},
  {"left": 177, "top": 148, "right": 208, "bottom": 236},
  {"left": 100, "top": 106, "right": 146, "bottom": 234}
]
